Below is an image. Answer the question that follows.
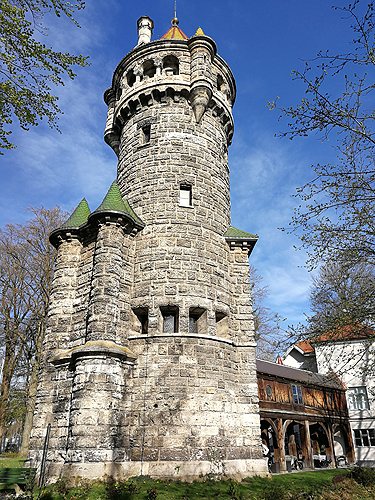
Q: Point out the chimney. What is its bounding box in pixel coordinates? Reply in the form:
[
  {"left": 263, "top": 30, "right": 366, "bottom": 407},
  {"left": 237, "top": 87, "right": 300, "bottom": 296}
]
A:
[{"left": 137, "top": 16, "right": 154, "bottom": 45}]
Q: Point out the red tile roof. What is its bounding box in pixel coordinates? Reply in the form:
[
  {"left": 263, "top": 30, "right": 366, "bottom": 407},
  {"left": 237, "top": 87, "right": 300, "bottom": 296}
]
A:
[
  {"left": 161, "top": 26, "right": 188, "bottom": 40},
  {"left": 297, "top": 324, "right": 375, "bottom": 354}
]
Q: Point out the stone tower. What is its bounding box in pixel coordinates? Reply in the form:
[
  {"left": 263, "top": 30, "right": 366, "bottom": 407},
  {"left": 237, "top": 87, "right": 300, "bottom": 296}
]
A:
[{"left": 28, "top": 15, "right": 266, "bottom": 481}]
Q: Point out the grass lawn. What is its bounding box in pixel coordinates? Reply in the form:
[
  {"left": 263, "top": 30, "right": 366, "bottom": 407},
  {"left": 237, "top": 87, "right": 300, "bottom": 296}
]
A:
[
  {"left": 40, "top": 469, "right": 361, "bottom": 500},
  {"left": 0, "top": 466, "right": 372, "bottom": 499},
  {"left": 0, "top": 455, "right": 26, "bottom": 468}
]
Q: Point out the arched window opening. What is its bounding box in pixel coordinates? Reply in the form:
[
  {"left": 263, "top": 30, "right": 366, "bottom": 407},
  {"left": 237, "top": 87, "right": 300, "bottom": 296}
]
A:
[
  {"left": 143, "top": 59, "right": 156, "bottom": 78},
  {"left": 127, "top": 69, "right": 136, "bottom": 87},
  {"left": 217, "top": 74, "right": 225, "bottom": 92},
  {"left": 163, "top": 55, "right": 179, "bottom": 76}
]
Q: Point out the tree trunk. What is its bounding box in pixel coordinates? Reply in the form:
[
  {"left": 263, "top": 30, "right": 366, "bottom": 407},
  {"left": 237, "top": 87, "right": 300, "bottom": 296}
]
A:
[
  {"left": 0, "top": 332, "right": 21, "bottom": 448},
  {"left": 0, "top": 351, "right": 12, "bottom": 448},
  {"left": 19, "top": 360, "right": 38, "bottom": 456},
  {"left": 19, "top": 322, "right": 44, "bottom": 456}
]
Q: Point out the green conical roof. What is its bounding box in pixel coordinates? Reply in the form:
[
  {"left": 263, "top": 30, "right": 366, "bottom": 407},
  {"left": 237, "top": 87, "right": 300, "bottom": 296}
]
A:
[
  {"left": 224, "top": 226, "right": 258, "bottom": 239},
  {"left": 61, "top": 199, "right": 91, "bottom": 229},
  {"left": 94, "top": 181, "right": 143, "bottom": 225}
]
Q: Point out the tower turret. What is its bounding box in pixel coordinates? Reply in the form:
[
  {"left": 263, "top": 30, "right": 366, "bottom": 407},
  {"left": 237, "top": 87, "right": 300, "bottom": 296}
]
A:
[{"left": 28, "top": 16, "right": 265, "bottom": 483}]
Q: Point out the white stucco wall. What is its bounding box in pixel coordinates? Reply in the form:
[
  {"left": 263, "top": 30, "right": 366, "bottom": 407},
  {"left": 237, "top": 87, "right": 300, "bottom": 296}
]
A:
[{"left": 315, "top": 339, "right": 375, "bottom": 466}]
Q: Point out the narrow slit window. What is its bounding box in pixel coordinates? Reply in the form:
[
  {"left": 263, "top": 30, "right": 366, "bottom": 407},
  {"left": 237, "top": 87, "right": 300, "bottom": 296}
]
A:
[
  {"left": 180, "top": 185, "right": 192, "bottom": 206},
  {"left": 142, "top": 125, "right": 151, "bottom": 144}
]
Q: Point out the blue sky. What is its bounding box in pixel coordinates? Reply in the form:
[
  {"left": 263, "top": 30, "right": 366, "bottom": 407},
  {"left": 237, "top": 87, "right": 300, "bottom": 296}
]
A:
[{"left": 0, "top": 0, "right": 355, "bottom": 330}]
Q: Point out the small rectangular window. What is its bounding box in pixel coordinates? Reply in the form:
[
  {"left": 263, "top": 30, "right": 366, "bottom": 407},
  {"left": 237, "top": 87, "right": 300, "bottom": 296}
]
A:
[
  {"left": 291, "top": 384, "right": 303, "bottom": 405},
  {"left": 161, "top": 307, "right": 178, "bottom": 333},
  {"left": 189, "top": 307, "right": 206, "bottom": 334},
  {"left": 180, "top": 185, "right": 192, "bottom": 206},
  {"left": 353, "top": 429, "right": 375, "bottom": 447},
  {"left": 132, "top": 307, "right": 148, "bottom": 335},
  {"left": 216, "top": 311, "right": 228, "bottom": 338}
]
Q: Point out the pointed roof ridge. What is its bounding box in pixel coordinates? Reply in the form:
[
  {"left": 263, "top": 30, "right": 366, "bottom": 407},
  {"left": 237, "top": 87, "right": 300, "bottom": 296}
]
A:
[
  {"left": 93, "top": 181, "right": 143, "bottom": 225},
  {"left": 194, "top": 27, "right": 205, "bottom": 36},
  {"left": 224, "top": 225, "right": 258, "bottom": 239},
  {"left": 161, "top": 25, "right": 188, "bottom": 40},
  {"left": 61, "top": 198, "right": 91, "bottom": 229}
]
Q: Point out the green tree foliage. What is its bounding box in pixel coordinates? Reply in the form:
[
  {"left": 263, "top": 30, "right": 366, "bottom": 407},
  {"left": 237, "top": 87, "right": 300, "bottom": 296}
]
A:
[
  {"left": 268, "top": 1, "right": 375, "bottom": 269},
  {"left": 306, "top": 259, "right": 375, "bottom": 336},
  {"left": 0, "top": 0, "right": 89, "bottom": 153}
]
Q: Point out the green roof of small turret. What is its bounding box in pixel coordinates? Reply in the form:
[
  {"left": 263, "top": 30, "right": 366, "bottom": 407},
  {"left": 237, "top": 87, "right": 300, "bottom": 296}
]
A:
[
  {"left": 61, "top": 199, "right": 91, "bottom": 229},
  {"left": 224, "top": 226, "right": 258, "bottom": 239},
  {"left": 94, "top": 181, "right": 143, "bottom": 225}
]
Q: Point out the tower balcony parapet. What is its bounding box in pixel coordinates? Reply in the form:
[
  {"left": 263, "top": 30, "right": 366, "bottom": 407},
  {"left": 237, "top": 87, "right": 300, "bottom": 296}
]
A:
[{"left": 104, "top": 38, "right": 236, "bottom": 155}]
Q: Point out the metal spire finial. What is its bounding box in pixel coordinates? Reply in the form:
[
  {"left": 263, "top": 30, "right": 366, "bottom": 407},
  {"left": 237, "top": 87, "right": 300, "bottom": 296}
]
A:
[{"left": 171, "top": 1, "right": 179, "bottom": 26}]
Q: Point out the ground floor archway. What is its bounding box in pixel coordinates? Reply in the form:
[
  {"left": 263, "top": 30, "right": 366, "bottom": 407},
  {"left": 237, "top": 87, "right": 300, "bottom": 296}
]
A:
[{"left": 259, "top": 415, "right": 354, "bottom": 472}]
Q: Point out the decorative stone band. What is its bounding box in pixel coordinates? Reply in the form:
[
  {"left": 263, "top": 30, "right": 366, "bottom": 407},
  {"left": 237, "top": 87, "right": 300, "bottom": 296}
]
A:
[
  {"left": 49, "top": 340, "right": 137, "bottom": 366},
  {"left": 127, "top": 332, "right": 257, "bottom": 348}
]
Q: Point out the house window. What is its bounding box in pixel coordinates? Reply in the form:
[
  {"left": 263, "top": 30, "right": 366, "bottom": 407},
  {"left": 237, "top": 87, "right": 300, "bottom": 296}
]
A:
[
  {"left": 347, "top": 386, "right": 370, "bottom": 410},
  {"left": 141, "top": 125, "right": 151, "bottom": 144},
  {"left": 180, "top": 185, "right": 192, "bottom": 206},
  {"left": 161, "top": 307, "right": 178, "bottom": 333},
  {"left": 291, "top": 384, "right": 303, "bottom": 405},
  {"left": 354, "top": 429, "right": 375, "bottom": 447}
]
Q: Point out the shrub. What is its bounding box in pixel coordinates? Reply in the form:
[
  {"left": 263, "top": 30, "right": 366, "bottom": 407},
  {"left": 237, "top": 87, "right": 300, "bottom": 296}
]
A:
[
  {"left": 263, "top": 483, "right": 289, "bottom": 500},
  {"left": 349, "top": 466, "right": 375, "bottom": 487},
  {"left": 332, "top": 474, "right": 347, "bottom": 485},
  {"left": 105, "top": 477, "right": 141, "bottom": 500}
]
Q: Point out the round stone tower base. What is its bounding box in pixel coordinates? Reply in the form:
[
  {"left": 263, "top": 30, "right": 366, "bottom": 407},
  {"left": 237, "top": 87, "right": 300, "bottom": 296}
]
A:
[{"left": 47, "top": 459, "right": 268, "bottom": 485}]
